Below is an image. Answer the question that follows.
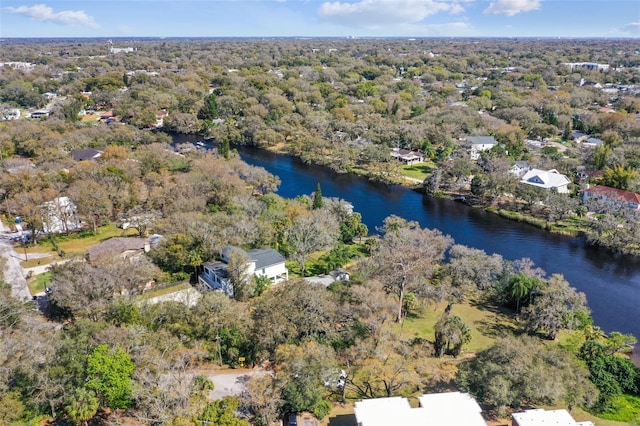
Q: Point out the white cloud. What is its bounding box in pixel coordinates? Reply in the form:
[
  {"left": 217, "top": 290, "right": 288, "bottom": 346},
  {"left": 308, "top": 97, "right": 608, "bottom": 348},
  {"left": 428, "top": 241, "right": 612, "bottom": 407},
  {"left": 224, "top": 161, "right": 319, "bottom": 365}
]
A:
[
  {"left": 484, "top": 0, "right": 540, "bottom": 16},
  {"left": 318, "top": 0, "right": 467, "bottom": 27},
  {"left": 5, "top": 4, "right": 98, "bottom": 28},
  {"left": 621, "top": 22, "right": 640, "bottom": 36}
]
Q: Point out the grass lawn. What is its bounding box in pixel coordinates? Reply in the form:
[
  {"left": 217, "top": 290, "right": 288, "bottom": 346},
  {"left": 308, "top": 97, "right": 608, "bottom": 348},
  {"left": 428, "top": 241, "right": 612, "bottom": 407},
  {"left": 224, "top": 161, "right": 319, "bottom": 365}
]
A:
[
  {"left": 401, "top": 162, "right": 435, "bottom": 181},
  {"left": 27, "top": 272, "right": 52, "bottom": 295},
  {"left": 21, "top": 223, "right": 138, "bottom": 267},
  {"left": 397, "top": 297, "right": 520, "bottom": 353},
  {"left": 324, "top": 403, "right": 356, "bottom": 426}
]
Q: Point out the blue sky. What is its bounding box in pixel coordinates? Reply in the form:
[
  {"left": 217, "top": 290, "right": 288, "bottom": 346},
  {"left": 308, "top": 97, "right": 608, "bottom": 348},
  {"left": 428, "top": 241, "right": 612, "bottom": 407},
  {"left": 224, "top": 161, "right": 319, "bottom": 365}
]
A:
[{"left": 1, "top": 0, "right": 639, "bottom": 38}]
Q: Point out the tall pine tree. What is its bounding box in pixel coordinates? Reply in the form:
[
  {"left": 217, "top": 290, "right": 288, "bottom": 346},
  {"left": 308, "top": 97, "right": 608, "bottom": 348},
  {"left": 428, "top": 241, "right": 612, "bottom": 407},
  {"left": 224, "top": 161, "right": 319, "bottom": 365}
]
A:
[{"left": 312, "top": 183, "right": 323, "bottom": 209}]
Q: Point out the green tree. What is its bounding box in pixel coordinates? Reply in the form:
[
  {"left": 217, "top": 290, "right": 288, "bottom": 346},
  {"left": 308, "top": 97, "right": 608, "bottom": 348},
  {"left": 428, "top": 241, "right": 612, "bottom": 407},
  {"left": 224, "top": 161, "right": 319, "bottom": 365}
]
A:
[
  {"left": 66, "top": 388, "right": 99, "bottom": 426},
  {"left": 86, "top": 344, "right": 135, "bottom": 409},
  {"left": 505, "top": 273, "right": 539, "bottom": 313},
  {"left": 434, "top": 310, "right": 472, "bottom": 357},
  {"left": 339, "top": 212, "right": 368, "bottom": 243},
  {"left": 458, "top": 335, "right": 597, "bottom": 415},
  {"left": 312, "top": 182, "right": 323, "bottom": 210},
  {"left": 199, "top": 397, "right": 250, "bottom": 426},
  {"left": 198, "top": 94, "right": 219, "bottom": 121},
  {"left": 562, "top": 121, "right": 572, "bottom": 142},
  {"left": 275, "top": 341, "right": 336, "bottom": 419},
  {"left": 600, "top": 165, "right": 639, "bottom": 191}
]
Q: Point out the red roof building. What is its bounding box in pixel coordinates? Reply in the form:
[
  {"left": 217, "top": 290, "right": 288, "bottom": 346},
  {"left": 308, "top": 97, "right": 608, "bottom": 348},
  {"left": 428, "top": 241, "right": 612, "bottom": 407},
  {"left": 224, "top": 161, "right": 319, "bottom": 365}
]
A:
[{"left": 583, "top": 185, "right": 640, "bottom": 210}]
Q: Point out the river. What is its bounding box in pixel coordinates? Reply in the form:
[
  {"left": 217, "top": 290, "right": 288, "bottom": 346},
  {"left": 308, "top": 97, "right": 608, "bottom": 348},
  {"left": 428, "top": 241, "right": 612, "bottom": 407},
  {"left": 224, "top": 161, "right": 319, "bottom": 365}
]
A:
[{"left": 176, "top": 136, "right": 640, "bottom": 340}]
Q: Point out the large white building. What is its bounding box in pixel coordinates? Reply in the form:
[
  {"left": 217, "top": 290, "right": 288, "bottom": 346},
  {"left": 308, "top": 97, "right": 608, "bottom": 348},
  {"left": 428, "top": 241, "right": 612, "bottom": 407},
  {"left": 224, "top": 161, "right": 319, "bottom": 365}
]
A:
[{"left": 354, "top": 392, "right": 487, "bottom": 426}]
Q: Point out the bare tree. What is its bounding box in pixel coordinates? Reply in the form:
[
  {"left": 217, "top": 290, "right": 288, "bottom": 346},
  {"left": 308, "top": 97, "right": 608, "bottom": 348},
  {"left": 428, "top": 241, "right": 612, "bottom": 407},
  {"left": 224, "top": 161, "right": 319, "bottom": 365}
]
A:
[
  {"left": 372, "top": 216, "right": 452, "bottom": 323},
  {"left": 287, "top": 210, "right": 339, "bottom": 277}
]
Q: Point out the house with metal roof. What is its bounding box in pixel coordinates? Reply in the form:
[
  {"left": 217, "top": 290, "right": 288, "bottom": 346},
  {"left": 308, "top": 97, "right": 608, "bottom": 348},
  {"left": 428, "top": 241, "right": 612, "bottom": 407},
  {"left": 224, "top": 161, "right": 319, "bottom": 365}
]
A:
[
  {"left": 520, "top": 168, "right": 571, "bottom": 193},
  {"left": 354, "top": 392, "right": 487, "bottom": 426},
  {"left": 512, "top": 409, "right": 594, "bottom": 426}
]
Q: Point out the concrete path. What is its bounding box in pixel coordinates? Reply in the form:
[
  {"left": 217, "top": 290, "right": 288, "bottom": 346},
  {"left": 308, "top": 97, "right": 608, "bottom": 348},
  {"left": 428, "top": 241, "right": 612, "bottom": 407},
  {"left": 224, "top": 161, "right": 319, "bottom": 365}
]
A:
[
  {"left": 23, "top": 258, "right": 72, "bottom": 277},
  {"left": 140, "top": 287, "right": 202, "bottom": 307}
]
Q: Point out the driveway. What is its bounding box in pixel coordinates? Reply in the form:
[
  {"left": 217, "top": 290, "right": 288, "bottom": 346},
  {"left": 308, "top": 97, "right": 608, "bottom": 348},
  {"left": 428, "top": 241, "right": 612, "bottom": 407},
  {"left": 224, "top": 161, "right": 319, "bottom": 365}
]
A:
[{"left": 208, "top": 368, "right": 272, "bottom": 400}]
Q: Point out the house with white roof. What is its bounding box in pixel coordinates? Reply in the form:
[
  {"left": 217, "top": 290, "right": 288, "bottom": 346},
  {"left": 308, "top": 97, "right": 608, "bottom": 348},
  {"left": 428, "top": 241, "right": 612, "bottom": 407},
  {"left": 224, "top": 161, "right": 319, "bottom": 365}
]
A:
[
  {"left": 199, "top": 246, "right": 288, "bottom": 297},
  {"left": 520, "top": 168, "right": 571, "bottom": 193},
  {"left": 512, "top": 409, "right": 594, "bottom": 426},
  {"left": 354, "top": 391, "right": 487, "bottom": 426},
  {"left": 467, "top": 136, "right": 498, "bottom": 160}
]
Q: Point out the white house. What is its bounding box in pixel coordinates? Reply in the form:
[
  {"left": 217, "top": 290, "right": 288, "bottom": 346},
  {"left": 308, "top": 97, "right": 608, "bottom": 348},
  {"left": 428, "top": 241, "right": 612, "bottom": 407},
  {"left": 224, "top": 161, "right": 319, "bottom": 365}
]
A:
[
  {"left": 520, "top": 168, "right": 571, "bottom": 193},
  {"left": 512, "top": 409, "right": 594, "bottom": 426},
  {"left": 583, "top": 185, "right": 640, "bottom": 211},
  {"left": 354, "top": 392, "right": 487, "bottom": 426},
  {"left": 510, "top": 161, "right": 531, "bottom": 178},
  {"left": 40, "top": 196, "right": 81, "bottom": 234},
  {"left": 467, "top": 136, "right": 498, "bottom": 160},
  {"left": 199, "top": 246, "right": 288, "bottom": 297},
  {"left": 110, "top": 47, "right": 135, "bottom": 54},
  {"left": 2, "top": 108, "right": 21, "bottom": 120},
  {"left": 390, "top": 148, "right": 424, "bottom": 165}
]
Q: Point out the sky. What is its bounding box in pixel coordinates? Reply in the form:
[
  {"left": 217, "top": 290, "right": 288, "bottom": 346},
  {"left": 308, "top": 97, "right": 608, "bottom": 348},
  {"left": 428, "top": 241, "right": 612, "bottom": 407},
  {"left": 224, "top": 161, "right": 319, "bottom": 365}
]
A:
[{"left": 1, "top": 0, "right": 639, "bottom": 39}]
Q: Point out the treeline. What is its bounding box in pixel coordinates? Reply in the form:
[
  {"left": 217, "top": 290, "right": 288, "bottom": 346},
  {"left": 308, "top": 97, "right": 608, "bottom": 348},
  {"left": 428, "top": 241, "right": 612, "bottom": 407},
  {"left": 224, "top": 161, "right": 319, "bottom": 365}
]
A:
[{"left": 6, "top": 210, "right": 637, "bottom": 424}]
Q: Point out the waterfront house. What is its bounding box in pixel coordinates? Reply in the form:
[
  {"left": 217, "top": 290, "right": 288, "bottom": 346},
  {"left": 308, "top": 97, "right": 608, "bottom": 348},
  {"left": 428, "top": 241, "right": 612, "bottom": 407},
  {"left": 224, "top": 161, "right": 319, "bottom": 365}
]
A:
[
  {"left": 583, "top": 185, "right": 640, "bottom": 211},
  {"left": 390, "top": 148, "right": 424, "bottom": 165},
  {"left": 520, "top": 169, "right": 571, "bottom": 193}
]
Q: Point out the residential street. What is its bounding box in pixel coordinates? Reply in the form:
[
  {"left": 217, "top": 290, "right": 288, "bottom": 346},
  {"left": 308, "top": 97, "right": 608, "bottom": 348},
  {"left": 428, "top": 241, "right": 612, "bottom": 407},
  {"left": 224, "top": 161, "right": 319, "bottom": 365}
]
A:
[{"left": 0, "top": 221, "right": 31, "bottom": 300}]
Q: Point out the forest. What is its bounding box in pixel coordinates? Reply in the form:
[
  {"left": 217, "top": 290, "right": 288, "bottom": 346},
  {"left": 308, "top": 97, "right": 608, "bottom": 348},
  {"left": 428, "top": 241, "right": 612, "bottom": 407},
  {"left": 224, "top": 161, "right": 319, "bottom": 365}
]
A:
[{"left": 0, "top": 37, "right": 640, "bottom": 425}]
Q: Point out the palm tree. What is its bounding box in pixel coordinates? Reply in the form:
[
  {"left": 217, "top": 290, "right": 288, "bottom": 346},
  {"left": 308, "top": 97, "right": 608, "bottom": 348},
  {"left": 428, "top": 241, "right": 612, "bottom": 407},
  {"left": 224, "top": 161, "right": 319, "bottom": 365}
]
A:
[
  {"left": 507, "top": 273, "right": 538, "bottom": 314},
  {"left": 66, "top": 388, "right": 99, "bottom": 426}
]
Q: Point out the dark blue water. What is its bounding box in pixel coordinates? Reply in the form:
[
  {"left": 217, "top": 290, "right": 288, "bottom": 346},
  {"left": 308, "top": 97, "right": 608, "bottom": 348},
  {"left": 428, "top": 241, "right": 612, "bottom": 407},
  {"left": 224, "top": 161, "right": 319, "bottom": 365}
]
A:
[{"left": 176, "top": 136, "right": 640, "bottom": 339}]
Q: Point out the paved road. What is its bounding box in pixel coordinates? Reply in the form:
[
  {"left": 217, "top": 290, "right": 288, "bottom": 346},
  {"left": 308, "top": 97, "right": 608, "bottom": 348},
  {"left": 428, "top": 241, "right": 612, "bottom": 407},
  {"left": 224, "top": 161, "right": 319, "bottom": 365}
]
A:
[
  {"left": 207, "top": 368, "right": 271, "bottom": 400},
  {"left": 0, "top": 222, "right": 30, "bottom": 300}
]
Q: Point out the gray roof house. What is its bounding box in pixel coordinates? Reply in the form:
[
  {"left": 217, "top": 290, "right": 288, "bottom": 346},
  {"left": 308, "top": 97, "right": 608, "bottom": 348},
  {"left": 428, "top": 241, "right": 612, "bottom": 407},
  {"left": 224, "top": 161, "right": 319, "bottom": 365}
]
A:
[
  {"left": 87, "top": 237, "right": 149, "bottom": 262},
  {"left": 199, "top": 246, "right": 288, "bottom": 297},
  {"left": 467, "top": 136, "right": 498, "bottom": 160},
  {"left": 510, "top": 161, "right": 531, "bottom": 177}
]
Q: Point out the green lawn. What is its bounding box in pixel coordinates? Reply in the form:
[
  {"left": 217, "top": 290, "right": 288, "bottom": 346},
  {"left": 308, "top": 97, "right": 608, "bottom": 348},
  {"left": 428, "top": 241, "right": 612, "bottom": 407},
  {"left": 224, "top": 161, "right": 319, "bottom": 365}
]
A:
[
  {"left": 401, "top": 162, "right": 435, "bottom": 181},
  {"left": 397, "top": 297, "right": 520, "bottom": 353},
  {"left": 27, "top": 272, "right": 52, "bottom": 295}
]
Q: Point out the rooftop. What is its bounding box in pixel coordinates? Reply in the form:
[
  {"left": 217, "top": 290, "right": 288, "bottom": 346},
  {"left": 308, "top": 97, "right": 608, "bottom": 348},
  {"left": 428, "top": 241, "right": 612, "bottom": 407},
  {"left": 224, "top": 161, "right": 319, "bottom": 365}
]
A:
[
  {"left": 354, "top": 392, "right": 487, "bottom": 426},
  {"left": 512, "top": 409, "right": 594, "bottom": 426}
]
